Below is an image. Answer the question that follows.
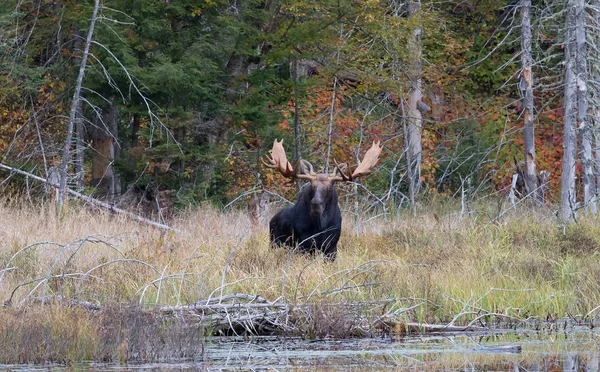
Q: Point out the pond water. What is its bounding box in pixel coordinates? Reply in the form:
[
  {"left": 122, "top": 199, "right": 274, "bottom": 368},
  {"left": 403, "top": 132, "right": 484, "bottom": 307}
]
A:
[{"left": 4, "top": 328, "right": 600, "bottom": 370}]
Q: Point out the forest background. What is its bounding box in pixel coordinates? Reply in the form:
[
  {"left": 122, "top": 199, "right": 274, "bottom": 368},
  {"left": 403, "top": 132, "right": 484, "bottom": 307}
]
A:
[
  {"left": 0, "top": 0, "right": 596, "bottom": 220},
  {"left": 6, "top": 1, "right": 600, "bottom": 363}
]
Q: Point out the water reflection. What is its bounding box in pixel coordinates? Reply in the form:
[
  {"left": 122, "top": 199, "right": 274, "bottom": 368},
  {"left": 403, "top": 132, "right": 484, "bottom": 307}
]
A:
[
  {"left": 2, "top": 329, "right": 600, "bottom": 370},
  {"left": 200, "top": 329, "right": 600, "bottom": 370}
]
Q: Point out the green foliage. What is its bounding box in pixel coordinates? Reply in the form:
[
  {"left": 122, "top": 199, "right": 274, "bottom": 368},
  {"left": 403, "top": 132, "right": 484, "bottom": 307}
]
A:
[{"left": 0, "top": 0, "right": 564, "bottom": 208}]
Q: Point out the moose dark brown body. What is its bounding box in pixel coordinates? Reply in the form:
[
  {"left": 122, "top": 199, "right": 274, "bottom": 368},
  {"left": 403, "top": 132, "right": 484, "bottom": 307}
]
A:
[
  {"left": 270, "top": 175, "right": 342, "bottom": 260},
  {"left": 263, "top": 139, "right": 382, "bottom": 261}
]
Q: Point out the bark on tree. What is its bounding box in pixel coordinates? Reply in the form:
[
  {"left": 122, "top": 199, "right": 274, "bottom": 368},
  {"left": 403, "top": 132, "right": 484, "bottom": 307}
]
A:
[
  {"left": 406, "top": 0, "right": 423, "bottom": 197},
  {"left": 91, "top": 103, "right": 120, "bottom": 200},
  {"left": 325, "top": 76, "right": 338, "bottom": 174},
  {"left": 325, "top": 25, "right": 343, "bottom": 174},
  {"left": 402, "top": 101, "right": 416, "bottom": 214},
  {"left": 595, "top": 109, "right": 600, "bottom": 199},
  {"left": 73, "top": 28, "right": 85, "bottom": 192},
  {"left": 58, "top": 0, "right": 100, "bottom": 209},
  {"left": 576, "top": 0, "right": 596, "bottom": 214},
  {"left": 293, "top": 58, "right": 302, "bottom": 193},
  {"left": 520, "top": 0, "right": 538, "bottom": 200},
  {"left": 594, "top": 0, "right": 600, "bottom": 201},
  {"left": 74, "top": 103, "right": 85, "bottom": 191},
  {"left": 560, "top": 0, "right": 578, "bottom": 222}
]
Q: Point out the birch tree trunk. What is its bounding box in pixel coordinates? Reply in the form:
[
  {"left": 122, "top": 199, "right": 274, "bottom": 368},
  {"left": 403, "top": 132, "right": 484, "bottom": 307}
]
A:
[
  {"left": 560, "top": 0, "right": 578, "bottom": 222},
  {"left": 406, "top": 0, "right": 423, "bottom": 197},
  {"left": 520, "top": 0, "right": 538, "bottom": 200},
  {"left": 58, "top": 0, "right": 100, "bottom": 209},
  {"left": 577, "top": 0, "right": 596, "bottom": 214}
]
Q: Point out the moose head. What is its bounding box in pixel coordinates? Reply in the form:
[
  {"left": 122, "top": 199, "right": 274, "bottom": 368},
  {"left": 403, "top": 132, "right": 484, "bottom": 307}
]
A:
[{"left": 263, "top": 139, "right": 382, "bottom": 260}]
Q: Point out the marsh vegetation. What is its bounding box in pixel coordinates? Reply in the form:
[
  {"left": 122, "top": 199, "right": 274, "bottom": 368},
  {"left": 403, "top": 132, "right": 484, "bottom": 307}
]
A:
[{"left": 2, "top": 199, "right": 600, "bottom": 364}]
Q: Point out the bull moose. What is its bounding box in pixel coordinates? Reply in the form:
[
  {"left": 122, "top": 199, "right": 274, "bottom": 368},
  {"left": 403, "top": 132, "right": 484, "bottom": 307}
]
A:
[{"left": 263, "top": 139, "right": 382, "bottom": 261}]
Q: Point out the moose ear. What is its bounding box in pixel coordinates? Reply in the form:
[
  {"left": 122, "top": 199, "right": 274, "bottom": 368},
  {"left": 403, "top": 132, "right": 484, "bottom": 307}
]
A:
[
  {"left": 297, "top": 159, "right": 315, "bottom": 176},
  {"left": 333, "top": 163, "right": 348, "bottom": 177}
]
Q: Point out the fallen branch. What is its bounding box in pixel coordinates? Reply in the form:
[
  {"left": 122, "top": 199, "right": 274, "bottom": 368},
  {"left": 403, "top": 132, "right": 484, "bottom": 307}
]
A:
[
  {"left": 16, "top": 293, "right": 521, "bottom": 338},
  {"left": 0, "top": 163, "right": 177, "bottom": 232},
  {"left": 406, "top": 322, "right": 490, "bottom": 332},
  {"left": 31, "top": 295, "right": 101, "bottom": 311},
  {"left": 373, "top": 318, "right": 498, "bottom": 335}
]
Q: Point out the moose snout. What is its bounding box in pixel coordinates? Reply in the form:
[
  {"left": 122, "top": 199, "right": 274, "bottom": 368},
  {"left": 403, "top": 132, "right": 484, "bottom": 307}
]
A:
[
  {"left": 311, "top": 196, "right": 325, "bottom": 216},
  {"left": 311, "top": 203, "right": 324, "bottom": 216}
]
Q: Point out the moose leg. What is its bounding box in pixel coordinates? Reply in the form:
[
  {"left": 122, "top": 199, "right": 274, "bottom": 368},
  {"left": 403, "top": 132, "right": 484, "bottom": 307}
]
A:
[{"left": 269, "top": 208, "right": 294, "bottom": 247}]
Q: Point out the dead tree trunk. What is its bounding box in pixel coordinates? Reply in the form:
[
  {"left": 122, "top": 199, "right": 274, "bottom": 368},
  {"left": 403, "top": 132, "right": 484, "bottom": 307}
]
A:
[
  {"left": 402, "top": 101, "right": 416, "bottom": 213},
  {"left": 595, "top": 106, "right": 600, "bottom": 202},
  {"left": 577, "top": 0, "right": 595, "bottom": 214},
  {"left": 406, "top": 0, "right": 423, "bottom": 196},
  {"left": 325, "top": 25, "right": 343, "bottom": 174},
  {"left": 325, "top": 75, "right": 338, "bottom": 174},
  {"left": 58, "top": 0, "right": 100, "bottom": 209},
  {"left": 593, "top": 2, "right": 600, "bottom": 200},
  {"left": 74, "top": 103, "right": 85, "bottom": 191},
  {"left": 520, "top": 0, "right": 539, "bottom": 200},
  {"left": 560, "top": 0, "right": 578, "bottom": 222},
  {"left": 293, "top": 58, "right": 302, "bottom": 194},
  {"left": 73, "top": 27, "right": 85, "bottom": 192}
]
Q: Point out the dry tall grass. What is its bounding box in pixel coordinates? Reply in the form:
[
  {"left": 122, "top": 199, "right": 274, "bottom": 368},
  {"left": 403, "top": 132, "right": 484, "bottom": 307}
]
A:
[{"left": 2, "top": 198, "right": 600, "bottom": 362}]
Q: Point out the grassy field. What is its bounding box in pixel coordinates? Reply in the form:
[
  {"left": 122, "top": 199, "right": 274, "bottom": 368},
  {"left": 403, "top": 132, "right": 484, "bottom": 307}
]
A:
[{"left": 1, "top": 198, "right": 600, "bottom": 363}]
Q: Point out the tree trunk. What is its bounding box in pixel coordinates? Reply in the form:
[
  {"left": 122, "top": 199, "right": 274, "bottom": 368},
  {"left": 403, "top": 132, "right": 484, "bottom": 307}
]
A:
[
  {"left": 91, "top": 103, "right": 119, "bottom": 200},
  {"left": 402, "top": 101, "right": 416, "bottom": 214},
  {"left": 325, "top": 76, "right": 338, "bottom": 174},
  {"left": 576, "top": 0, "right": 595, "bottom": 214},
  {"left": 520, "top": 0, "right": 538, "bottom": 200},
  {"left": 73, "top": 27, "right": 85, "bottom": 192},
  {"left": 58, "top": 0, "right": 100, "bottom": 209},
  {"left": 594, "top": 1, "right": 600, "bottom": 201},
  {"left": 293, "top": 58, "right": 302, "bottom": 193},
  {"left": 407, "top": 0, "right": 423, "bottom": 196},
  {"left": 111, "top": 105, "right": 122, "bottom": 197},
  {"left": 74, "top": 102, "right": 85, "bottom": 191},
  {"left": 595, "top": 106, "right": 600, "bottom": 200},
  {"left": 325, "top": 25, "right": 343, "bottom": 174},
  {"left": 560, "top": 1, "right": 578, "bottom": 222}
]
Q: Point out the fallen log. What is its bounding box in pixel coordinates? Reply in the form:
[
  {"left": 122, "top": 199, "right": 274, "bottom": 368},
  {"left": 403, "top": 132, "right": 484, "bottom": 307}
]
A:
[
  {"left": 23, "top": 293, "right": 519, "bottom": 338},
  {"left": 0, "top": 163, "right": 176, "bottom": 232}
]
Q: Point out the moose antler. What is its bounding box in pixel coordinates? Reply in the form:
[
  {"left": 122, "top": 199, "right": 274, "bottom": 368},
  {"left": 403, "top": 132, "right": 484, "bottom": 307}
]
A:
[
  {"left": 262, "top": 139, "right": 315, "bottom": 180},
  {"left": 332, "top": 140, "right": 383, "bottom": 182}
]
